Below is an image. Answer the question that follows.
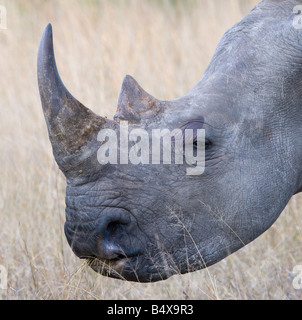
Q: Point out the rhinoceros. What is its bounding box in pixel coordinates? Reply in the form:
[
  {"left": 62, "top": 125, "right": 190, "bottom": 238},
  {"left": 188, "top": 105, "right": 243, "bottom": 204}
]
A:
[{"left": 37, "top": 0, "right": 302, "bottom": 282}]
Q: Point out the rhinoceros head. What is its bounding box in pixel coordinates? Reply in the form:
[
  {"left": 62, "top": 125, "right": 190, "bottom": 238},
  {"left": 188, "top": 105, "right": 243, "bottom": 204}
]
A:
[{"left": 38, "top": 0, "right": 302, "bottom": 282}]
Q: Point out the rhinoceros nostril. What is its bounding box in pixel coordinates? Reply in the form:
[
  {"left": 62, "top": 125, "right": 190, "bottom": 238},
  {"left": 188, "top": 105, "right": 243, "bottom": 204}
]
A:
[
  {"left": 94, "top": 211, "right": 131, "bottom": 260},
  {"left": 95, "top": 211, "right": 131, "bottom": 235}
]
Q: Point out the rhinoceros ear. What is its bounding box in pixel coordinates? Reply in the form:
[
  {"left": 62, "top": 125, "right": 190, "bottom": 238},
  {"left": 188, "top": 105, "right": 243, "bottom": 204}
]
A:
[
  {"left": 114, "top": 75, "right": 162, "bottom": 123},
  {"left": 38, "top": 24, "right": 110, "bottom": 176}
]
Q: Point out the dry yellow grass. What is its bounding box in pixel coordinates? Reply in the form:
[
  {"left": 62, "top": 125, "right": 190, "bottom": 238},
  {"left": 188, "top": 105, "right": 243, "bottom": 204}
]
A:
[{"left": 0, "top": 0, "right": 302, "bottom": 300}]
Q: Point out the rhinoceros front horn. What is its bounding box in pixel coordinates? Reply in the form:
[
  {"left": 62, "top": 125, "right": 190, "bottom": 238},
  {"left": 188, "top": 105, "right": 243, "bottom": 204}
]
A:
[{"left": 37, "top": 24, "right": 108, "bottom": 175}]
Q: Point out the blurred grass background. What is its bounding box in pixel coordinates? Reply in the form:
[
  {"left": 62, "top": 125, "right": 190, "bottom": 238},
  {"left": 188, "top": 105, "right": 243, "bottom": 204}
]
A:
[{"left": 0, "top": 0, "right": 302, "bottom": 299}]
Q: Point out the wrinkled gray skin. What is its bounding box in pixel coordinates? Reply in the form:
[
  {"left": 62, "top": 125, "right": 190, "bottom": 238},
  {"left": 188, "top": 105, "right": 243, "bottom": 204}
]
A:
[{"left": 38, "top": 0, "right": 302, "bottom": 282}]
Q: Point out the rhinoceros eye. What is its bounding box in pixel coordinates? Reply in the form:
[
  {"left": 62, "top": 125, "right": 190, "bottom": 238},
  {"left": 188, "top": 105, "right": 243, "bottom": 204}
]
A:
[
  {"left": 193, "top": 138, "right": 212, "bottom": 150},
  {"left": 182, "top": 118, "right": 206, "bottom": 149}
]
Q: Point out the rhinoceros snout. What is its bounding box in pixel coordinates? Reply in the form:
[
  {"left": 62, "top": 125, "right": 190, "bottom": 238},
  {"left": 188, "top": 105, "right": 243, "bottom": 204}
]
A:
[{"left": 64, "top": 208, "right": 142, "bottom": 263}]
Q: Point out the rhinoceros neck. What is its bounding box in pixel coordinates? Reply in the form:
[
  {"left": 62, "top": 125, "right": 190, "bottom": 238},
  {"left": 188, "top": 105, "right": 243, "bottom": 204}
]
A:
[{"left": 181, "top": 0, "right": 302, "bottom": 112}]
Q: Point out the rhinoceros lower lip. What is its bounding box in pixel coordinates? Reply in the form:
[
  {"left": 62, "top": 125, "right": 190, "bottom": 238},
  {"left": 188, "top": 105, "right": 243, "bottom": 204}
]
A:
[{"left": 86, "top": 255, "right": 134, "bottom": 273}]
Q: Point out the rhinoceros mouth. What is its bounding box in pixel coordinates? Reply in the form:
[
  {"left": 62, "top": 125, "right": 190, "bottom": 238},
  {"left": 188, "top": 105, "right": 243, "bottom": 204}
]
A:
[
  {"left": 86, "top": 252, "right": 180, "bottom": 282},
  {"left": 86, "top": 255, "right": 143, "bottom": 281}
]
